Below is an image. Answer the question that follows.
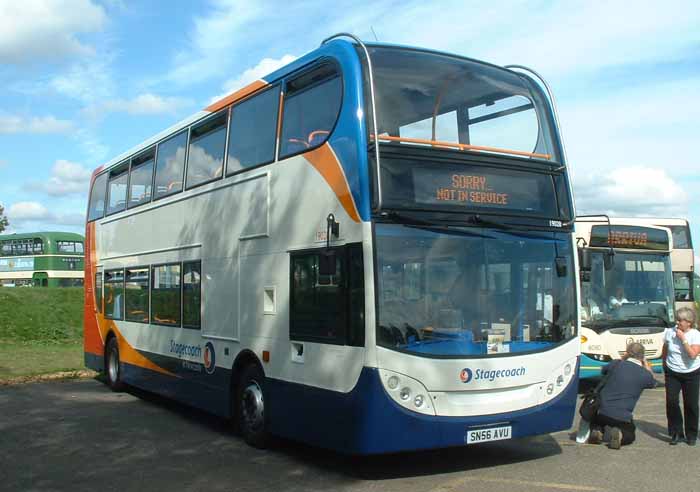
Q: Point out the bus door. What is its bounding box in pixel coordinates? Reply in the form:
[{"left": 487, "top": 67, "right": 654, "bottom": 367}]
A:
[
  {"left": 33, "top": 272, "right": 48, "bottom": 287},
  {"left": 288, "top": 243, "right": 365, "bottom": 374}
]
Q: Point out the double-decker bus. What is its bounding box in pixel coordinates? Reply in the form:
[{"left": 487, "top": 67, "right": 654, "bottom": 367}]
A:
[
  {"left": 0, "top": 231, "right": 85, "bottom": 287},
  {"left": 84, "top": 35, "right": 579, "bottom": 454},
  {"left": 602, "top": 218, "right": 694, "bottom": 311},
  {"left": 575, "top": 217, "right": 675, "bottom": 378}
]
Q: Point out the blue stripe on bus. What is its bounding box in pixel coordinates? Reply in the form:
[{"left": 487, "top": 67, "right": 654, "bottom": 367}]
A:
[
  {"left": 266, "top": 366, "right": 578, "bottom": 454},
  {"left": 92, "top": 352, "right": 577, "bottom": 454}
]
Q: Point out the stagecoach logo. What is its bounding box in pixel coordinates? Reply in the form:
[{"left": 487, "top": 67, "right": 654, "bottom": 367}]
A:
[
  {"left": 460, "top": 366, "right": 527, "bottom": 383},
  {"left": 203, "top": 342, "right": 216, "bottom": 375}
]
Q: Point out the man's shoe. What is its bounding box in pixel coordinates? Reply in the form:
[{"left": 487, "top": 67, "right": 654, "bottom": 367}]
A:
[
  {"left": 670, "top": 434, "right": 682, "bottom": 445},
  {"left": 687, "top": 438, "right": 697, "bottom": 446},
  {"left": 588, "top": 429, "right": 603, "bottom": 445},
  {"left": 608, "top": 427, "right": 622, "bottom": 449}
]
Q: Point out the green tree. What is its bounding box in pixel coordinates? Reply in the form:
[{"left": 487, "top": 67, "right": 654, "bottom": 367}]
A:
[{"left": 0, "top": 204, "right": 8, "bottom": 233}]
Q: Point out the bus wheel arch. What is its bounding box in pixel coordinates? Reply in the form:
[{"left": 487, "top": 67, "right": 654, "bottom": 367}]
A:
[
  {"left": 230, "top": 351, "right": 269, "bottom": 448},
  {"left": 104, "top": 333, "right": 125, "bottom": 392}
]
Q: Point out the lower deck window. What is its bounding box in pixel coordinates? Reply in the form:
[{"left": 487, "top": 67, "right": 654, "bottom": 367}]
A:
[
  {"left": 104, "top": 269, "right": 124, "bottom": 320},
  {"left": 126, "top": 267, "right": 150, "bottom": 323},
  {"left": 151, "top": 264, "right": 181, "bottom": 326}
]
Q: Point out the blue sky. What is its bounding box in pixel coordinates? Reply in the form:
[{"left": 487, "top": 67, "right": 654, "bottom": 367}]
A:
[{"left": 1, "top": 0, "right": 699, "bottom": 267}]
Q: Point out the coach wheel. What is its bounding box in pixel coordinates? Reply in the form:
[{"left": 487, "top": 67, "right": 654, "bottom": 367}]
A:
[
  {"left": 105, "top": 337, "right": 125, "bottom": 392},
  {"left": 237, "top": 364, "right": 269, "bottom": 448}
]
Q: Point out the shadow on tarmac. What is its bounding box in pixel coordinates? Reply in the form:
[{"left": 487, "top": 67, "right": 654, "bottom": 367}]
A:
[{"left": 106, "top": 376, "right": 564, "bottom": 481}]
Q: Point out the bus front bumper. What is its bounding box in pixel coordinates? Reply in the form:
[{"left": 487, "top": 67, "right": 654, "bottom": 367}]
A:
[{"left": 580, "top": 353, "right": 663, "bottom": 379}]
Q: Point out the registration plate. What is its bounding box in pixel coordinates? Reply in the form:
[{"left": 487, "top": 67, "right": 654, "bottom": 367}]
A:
[{"left": 466, "top": 425, "right": 512, "bottom": 444}]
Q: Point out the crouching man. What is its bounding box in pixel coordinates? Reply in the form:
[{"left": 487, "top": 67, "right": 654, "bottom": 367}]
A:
[{"left": 588, "top": 342, "right": 657, "bottom": 449}]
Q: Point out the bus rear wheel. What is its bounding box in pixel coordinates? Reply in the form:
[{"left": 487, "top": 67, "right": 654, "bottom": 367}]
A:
[
  {"left": 236, "top": 364, "right": 269, "bottom": 448},
  {"left": 105, "top": 337, "right": 125, "bottom": 392}
]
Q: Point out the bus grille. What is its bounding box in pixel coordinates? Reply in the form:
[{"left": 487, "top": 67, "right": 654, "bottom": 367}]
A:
[{"left": 618, "top": 350, "right": 658, "bottom": 358}]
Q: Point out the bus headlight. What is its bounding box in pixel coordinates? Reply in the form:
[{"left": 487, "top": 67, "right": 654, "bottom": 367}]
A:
[
  {"left": 542, "top": 356, "right": 578, "bottom": 403},
  {"left": 379, "top": 369, "right": 436, "bottom": 416}
]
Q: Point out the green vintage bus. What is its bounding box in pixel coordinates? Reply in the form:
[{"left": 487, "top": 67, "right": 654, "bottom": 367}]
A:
[{"left": 0, "top": 232, "right": 85, "bottom": 287}]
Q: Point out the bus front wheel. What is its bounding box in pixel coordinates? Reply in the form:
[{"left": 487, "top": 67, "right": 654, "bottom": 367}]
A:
[
  {"left": 236, "top": 364, "right": 269, "bottom": 448},
  {"left": 105, "top": 337, "right": 125, "bottom": 392}
]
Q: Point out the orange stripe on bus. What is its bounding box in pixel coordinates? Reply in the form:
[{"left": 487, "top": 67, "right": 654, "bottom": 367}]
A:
[
  {"left": 371, "top": 134, "right": 552, "bottom": 160},
  {"left": 205, "top": 80, "right": 268, "bottom": 113},
  {"left": 304, "top": 143, "right": 361, "bottom": 223}
]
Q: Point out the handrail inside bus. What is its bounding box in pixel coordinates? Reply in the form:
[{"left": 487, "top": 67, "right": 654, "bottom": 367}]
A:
[
  {"left": 370, "top": 134, "right": 552, "bottom": 160},
  {"left": 321, "top": 33, "right": 382, "bottom": 211}
]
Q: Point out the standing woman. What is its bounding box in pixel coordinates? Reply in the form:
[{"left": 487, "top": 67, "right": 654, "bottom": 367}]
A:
[{"left": 663, "top": 307, "right": 700, "bottom": 445}]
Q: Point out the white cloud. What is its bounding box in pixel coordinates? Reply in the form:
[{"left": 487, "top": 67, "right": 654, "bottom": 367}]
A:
[
  {"left": 50, "top": 53, "right": 116, "bottom": 105},
  {"left": 8, "top": 201, "right": 51, "bottom": 221},
  {"left": 561, "top": 77, "right": 700, "bottom": 182},
  {"left": 574, "top": 166, "right": 688, "bottom": 217},
  {"left": 7, "top": 201, "right": 85, "bottom": 229},
  {"left": 167, "top": 0, "right": 265, "bottom": 86},
  {"left": 25, "top": 160, "right": 92, "bottom": 197},
  {"left": 0, "top": 159, "right": 7, "bottom": 169},
  {"left": 83, "top": 93, "right": 192, "bottom": 120},
  {"left": 210, "top": 55, "right": 297, "bottom": 103},
  {"left": 0, "top": 0, "right": 107, "bottom": 64},
  {"left": 0, "top": 114, "right": 74, "bottom": 134}
]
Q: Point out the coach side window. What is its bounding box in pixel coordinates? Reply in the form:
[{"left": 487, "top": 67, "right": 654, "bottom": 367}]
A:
[
  {"left": 154, "top": 130, "right": 187, "bottom": 200},
  {"left": 151, "top": 263, "right": 181, "bottom": 326},
  {"left": 125, "top": 267, "right": 149, "bottom": 323},
  {"left": 87, "top": 173, "right": 108, "bottom": 221},
  {"left": 182, "top": 261, "right": 201, "bottom": 329},
  {"left": 104, "top": 269, "right": 124, "bottom": 320},
  {"left": 279, "top": 63, "right": 342, "bottom": 158},
  {"left": 186, "top": 111, "right": 227, "bottom": 189},
  {"left": 106, "top": 162, "right": 129, "bottom": 216},
  {"left": 128, "top": 148, "right": 155, "bottom": 208},
  {"left": 227, "top": 86, "right": 279, "bottom": 174}
]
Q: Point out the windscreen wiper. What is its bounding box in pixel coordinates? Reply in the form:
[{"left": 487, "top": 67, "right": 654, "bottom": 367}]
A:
[{"left": 627, "top": 316, "right": 671, "bottom": 328}]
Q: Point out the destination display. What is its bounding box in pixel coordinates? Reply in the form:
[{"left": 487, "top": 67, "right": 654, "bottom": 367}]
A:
[
  {"left": 589, "top": 225, "right": 670, "bottom": 251},
  {"left": 378, "top": 157, "right": 559, "bottom": 216}
]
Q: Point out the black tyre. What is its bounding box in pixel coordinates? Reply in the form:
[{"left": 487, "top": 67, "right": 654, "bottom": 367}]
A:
[
  {"left": 236, "top": 364, "right": 269, "bottom": 448},
  {"left": 105, "top": 336, "right": 125, "bottom": 392}
]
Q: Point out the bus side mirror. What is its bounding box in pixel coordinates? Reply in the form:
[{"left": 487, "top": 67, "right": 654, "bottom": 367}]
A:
[
  {"left": 603, "top": 251, "right": 615, "bottom": 271},
  {"left": 319, "top": 250, "right": 337, "bottom": 276}
]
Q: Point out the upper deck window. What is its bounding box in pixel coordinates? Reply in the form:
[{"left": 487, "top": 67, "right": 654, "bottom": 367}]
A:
[
  {"left": 87, "top": 172, "right": 108, "bottom": 221},
  {"left": 280, "top": 63, "right": 342, "bottom": 158},
  {"left": 128, "top": 148, "right": 155, "bottom": 208},
  {"left": 106, "top": 163, "right": 129, "bottom": 216},
  {"left": 186, "top": 111, "right": 227, "bottom": 189},
  {"left": 57, "top": 241, "right": 84, "bottom": 253},
  {"left": 154, "top": 130, "right": 187, "bottom": 200},
  {"left": 666, "top": 225, "right": 692, "bottom": 249},
  {"left": 367, "top": 47, "right": 559, "bottom": 162},
  {"left": 227, "top": 86, "right": 279, "bottom": 174}
]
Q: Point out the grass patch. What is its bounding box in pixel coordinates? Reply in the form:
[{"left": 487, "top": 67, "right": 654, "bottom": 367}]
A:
[
  {"left": 0, "top": 287, "right": 83, "bottom": 343},
  {"left": 0, "top": 287, "right": 85, "bottom": 379},
  {"left": 0, "top": 342, "right": 85, "bottom": 379}
]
